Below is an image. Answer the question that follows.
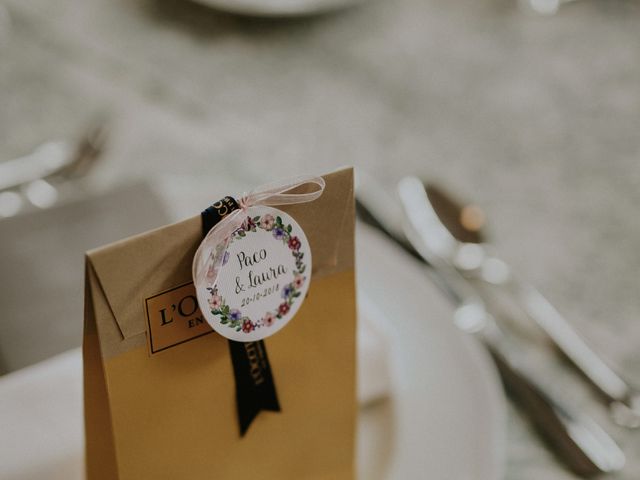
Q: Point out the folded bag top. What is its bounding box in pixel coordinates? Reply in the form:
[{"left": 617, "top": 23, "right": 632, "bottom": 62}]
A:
[{"left": 86, "top": 167, "right": 355, "bottom": 354}]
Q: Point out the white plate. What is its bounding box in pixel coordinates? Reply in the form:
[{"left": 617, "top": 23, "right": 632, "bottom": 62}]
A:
[
  {"left": 192, "top": 0, "right": 364, "bottom": 17},
  {"left": 356, "top": 224, "right": 506, "bottom": 480}
]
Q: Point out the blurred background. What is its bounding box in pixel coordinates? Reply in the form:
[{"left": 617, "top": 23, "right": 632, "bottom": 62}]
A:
[{"left": 1, "top": 0, "right": 639, "bottom": 478}]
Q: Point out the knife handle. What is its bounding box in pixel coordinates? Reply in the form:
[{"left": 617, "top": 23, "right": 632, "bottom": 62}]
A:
[
  {"left": 505, "top": 276, "right": 640, "bottom": 422},
  {"left": 486, "top": 344, "right": 625, "bottom": 476}
]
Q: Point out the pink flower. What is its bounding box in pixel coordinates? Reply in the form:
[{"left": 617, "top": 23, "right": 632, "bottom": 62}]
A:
[
  {"left": 262, "top": 313, "right": 275, "bottom": 327},
  {"left": 288, "top": 236, "right": 301, "bottom": 251},
  {"left": 242, "top": 319, "right": 254, "bottom": 333},
  {"left": 278, "top": 302, "right": 290, "bottom": 316},
  {"left": 293, "top": 274, "right": 305, "bottom": 290},
  {"left": 261, "top": 214, "right": 275, "bottom": 231},
  {"left": 208, "top": 295, "right": 222, "bottom": 310}
]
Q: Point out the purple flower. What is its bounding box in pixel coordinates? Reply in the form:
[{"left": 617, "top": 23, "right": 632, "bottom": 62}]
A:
[
  {"left": 273, "top": 227, "right": 285, "bottom": 240},
  {"left": 282, "top": 285, "right": 293, "bottom": 299},
  {"left": 229, "top": 309, "right": 242, "bottom": 321},
  {"left": 222, "top": 250, "right": 230, "bottom": 266}
]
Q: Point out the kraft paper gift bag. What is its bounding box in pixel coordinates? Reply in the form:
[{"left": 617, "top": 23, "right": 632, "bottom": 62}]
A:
[{"left": 83, "top": 167, "right": 357, "bottom": 480}]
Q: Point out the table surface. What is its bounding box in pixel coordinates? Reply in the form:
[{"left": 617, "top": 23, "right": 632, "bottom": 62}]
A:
[{"left": 1, "top": 0, "right": 640, "bottom": 478}]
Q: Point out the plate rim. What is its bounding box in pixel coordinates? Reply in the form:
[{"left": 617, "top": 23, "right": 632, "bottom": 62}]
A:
[{"left": 356, "top": 224, "right": 507, "bottom": 480}]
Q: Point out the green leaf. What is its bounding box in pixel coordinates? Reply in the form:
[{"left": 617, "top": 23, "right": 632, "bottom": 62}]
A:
[
  {"left": 253, "top": 216, "right": 260, "bottom": 221},
  {"left": 287, "top": 224, "right": 292, "bottom": 233},
  {"left": 294, "top": 292, "right": 301, "bottom": 297},
  {"left": 276, "top": 216, "right": 282, "bottom": 225}
]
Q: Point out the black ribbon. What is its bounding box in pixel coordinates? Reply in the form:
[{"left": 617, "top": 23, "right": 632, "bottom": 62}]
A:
[{"left": 201, "top": 196, "right": 281, "bottom": 436}]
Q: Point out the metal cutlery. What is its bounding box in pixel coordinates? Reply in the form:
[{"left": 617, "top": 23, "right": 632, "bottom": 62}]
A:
[
  {"left": 0, "top": 121, "right": 108, "bottom": 217},
  {"left": 0, "top": 121, "right": 107, "bottom": 192},
  {"left": 355, "top": 176, "right": 626, "bottom": 475},
  {"left": 404, "top": 176, "right": 640, "bottom": 429}
]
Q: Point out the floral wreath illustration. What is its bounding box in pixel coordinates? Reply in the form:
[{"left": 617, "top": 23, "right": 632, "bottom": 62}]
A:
[{"left": 205, "top": 212, "right": 307, "bottom": 334}]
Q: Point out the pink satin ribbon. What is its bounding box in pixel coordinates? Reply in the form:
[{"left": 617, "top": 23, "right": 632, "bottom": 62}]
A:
[{"left": 192, "top": 175, "right": 325, "bottom": 291}]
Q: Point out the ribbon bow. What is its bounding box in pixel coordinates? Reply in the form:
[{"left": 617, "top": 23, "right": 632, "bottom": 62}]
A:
[{"left": 192, "top": 175, "right": 325, "bottom": 292}]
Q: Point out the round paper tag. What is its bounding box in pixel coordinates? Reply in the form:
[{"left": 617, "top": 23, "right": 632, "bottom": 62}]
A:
[{"left": 195, "top": 206, "right": 312, "bottom": 342}]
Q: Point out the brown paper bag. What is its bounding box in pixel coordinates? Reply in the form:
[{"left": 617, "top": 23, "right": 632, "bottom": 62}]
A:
[{"left": 83, "top": 167, "right": 357, "bottom": 480}]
